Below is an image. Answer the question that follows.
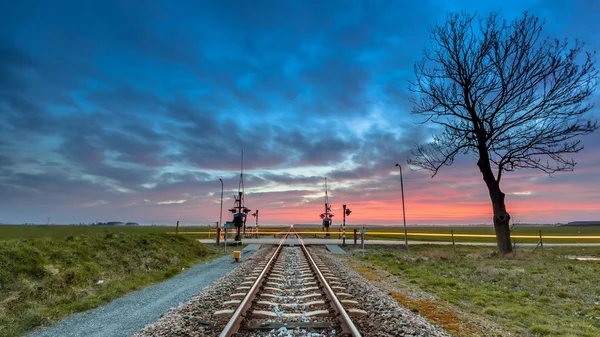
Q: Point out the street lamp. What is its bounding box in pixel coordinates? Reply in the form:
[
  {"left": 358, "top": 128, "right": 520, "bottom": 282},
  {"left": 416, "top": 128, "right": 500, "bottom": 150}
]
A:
[
  {"left": 395, "top": 163, "right": 409, "bottom": 251},
  {"left": 219, "top": 178, "right": 224, "bottom": 246},
  {"left": 342, "top": 204, "right": 351, "bottom": 246}
]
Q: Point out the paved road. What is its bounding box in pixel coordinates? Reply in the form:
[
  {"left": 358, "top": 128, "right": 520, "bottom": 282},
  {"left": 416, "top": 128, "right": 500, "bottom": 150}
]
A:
[
  {"left": 27, "top": 245, "right": 260, "bottom": 337},
  {"left": 200, "top": 238, "right": 600, "bottom": 247}
]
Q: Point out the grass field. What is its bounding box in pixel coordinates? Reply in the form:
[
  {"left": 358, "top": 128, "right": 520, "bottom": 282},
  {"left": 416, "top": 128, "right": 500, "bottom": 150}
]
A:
[
  {"left": 0, "top": 225, "right": 211, "bottom": 240},
  {"left": 344, "top": 245, "right": 600, "bottom": 336},
  {"left": 0, "top": 232, "right": 224, "bottom": 337}
]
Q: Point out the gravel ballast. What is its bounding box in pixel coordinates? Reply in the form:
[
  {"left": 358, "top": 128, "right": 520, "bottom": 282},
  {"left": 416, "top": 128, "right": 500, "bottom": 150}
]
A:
[
  {"left": 311, "top": 246, "right": 451, "bottom": 337},
  {"left": 27, "top": 246, "right": 259, "bottom": 337},
  {"left": 134, "top": 245, "right": 274, "bottom": 337}
]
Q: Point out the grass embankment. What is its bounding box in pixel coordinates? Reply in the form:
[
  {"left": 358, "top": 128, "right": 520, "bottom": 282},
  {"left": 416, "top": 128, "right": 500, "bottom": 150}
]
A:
[
  {"left": 346, "top": 245, "right": 600, "bottom": 337},
  {"left": 0, "top": 225, "right": 211, "bottom": 240},
  {"left": 0, "top": 232, "right": 223, "bottom": 337}
]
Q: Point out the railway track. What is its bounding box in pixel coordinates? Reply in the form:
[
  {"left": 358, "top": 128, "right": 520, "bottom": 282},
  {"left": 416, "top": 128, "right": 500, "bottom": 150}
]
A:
[{"left": 215, "top": 228, "right": 365, "bottom": 336}]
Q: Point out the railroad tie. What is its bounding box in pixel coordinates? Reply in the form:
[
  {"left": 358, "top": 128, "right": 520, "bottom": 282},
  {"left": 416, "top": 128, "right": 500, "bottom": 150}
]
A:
[
  {"left": 262, "top": 286, "right": 282, "bottom": 292},
  {"left": 283, "top": 310, "right": 329, "bottom": 318},
  {"left": 213, "top": 309, "right": 235, "bottom": 318},
  {"left": 340, "top": 299, "right": 359, "bottom": 305},
  {"left": 335, "top": 292, "right": 353, "bottom": 299},
  {"left": 250, "top": 310, "right": 330, "bottom": 318},
  {"left": 294, "top": 293, "right": 323, "bottom": 300},
  {"left": 255, "top": 300, "right": 278, "bottom": 306},
  {"left": 259, "top": 293, "right": 279, "bottom": 299},
  {"left": 255, "top": 300, "right": 326, "bottom": 307},
  {"left": 298, "top": 286, "right": 319, "bottom": 292},
  {"left": 230, "top": 292, "right": 247, "bottom": 298},
  {"left": 223, "top": 300, "right": 241, "bottom": 306},
  {"left": 300, "top": 300, "right": 326, "bottom": 307},
  {"left": 250, "top": 310, "right": 278, "bottom": 318},
  {"left": 347, "top": 308, "right": 368, "bottom": 318}
]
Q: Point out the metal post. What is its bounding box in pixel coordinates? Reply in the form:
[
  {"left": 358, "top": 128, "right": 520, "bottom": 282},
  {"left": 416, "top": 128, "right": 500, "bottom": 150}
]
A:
[
  {"left": 396, "top": 164, "right": 409, "bottom": 251},
  {"left": 354, "top": 229, "right": 357, "bottom": 245},
  {"left": 216, "top": 227, "right": 221, "bottom": 245},
  {"left": 451, "top": 229, "right": 455, "bottom": 253},
  {"left": 342, "top": 204, "right": 346, "bottom": 246},
  {"left": 219, "top": 178, "right": 224, "bottom": 249},
  {"left": 361, "top": 227, "right": 365, "bottom": 257},
  {"left": 176, "top": 220, "right": 179, "bottom": 235},
  {"left": 539, "top": 230, "right": 543, "bottom": 252}
]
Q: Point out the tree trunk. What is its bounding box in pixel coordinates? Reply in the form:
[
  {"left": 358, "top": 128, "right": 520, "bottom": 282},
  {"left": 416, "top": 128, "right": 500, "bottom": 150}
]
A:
[{"left": 477, "top": 159, "right": 513, "bottom": 255}]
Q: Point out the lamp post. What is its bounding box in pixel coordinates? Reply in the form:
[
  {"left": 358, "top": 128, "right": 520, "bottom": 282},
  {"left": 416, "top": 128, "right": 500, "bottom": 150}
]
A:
[
  {"left": 219, "top": 178, "right": 224, "bottom": 248},
  {"left": 395, "top": 163, "right": 409, "bottom": 251},
  {"left": 342, "top": 205, "right": 351, "bottom": 246}
]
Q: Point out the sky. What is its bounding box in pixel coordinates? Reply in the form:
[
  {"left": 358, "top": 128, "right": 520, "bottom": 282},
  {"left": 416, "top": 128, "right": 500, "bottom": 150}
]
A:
[{"left": 1, "top": 0, "right": 599, "bottom": 226}]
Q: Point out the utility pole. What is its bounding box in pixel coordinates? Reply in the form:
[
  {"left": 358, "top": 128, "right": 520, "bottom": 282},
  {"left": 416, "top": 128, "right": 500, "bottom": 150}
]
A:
[
  {"left": 219, "top": 178, "right": 224, "bottom": 235},
  {"left": 395, "top": 163, "right": 409, "bottom": 251}
]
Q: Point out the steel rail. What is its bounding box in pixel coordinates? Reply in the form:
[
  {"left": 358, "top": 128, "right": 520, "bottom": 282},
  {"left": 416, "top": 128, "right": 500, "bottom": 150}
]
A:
[
  {"left": 219, "top": 229, "right": 291, "bottom": 337},
  {"left": 294, "top": 229, "right": 362, "bottom": 337}
]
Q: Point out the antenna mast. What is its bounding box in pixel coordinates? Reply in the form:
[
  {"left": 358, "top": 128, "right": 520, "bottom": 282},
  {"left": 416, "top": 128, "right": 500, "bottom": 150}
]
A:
[
  {"left": 238, "top": 149, "right": 244, "bottom": 208},
  {"left": 229, "top": 149, "right": 251, "bottom": 242},
  {"left": 320, "top": 177, "right": 333, "bottom": 237},
  {"left": 324, "top": 178, "right": 329, "bottom": 216}
]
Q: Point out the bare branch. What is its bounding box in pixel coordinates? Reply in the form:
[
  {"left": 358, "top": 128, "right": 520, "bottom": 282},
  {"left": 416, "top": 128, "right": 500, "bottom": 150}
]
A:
[{"left": 408, "top": 11, "right": 598, "bottom": 184}]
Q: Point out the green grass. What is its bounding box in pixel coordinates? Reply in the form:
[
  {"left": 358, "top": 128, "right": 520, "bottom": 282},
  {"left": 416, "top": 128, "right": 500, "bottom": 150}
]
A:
[
  {"left": 348, "top": 245, "right": 600, "bottom": 336},
  {"left": 0, "top": 225, "right": 211, "bottom": 240},
  {"left": 0, "top": 232, "right": 223, "bottom": 337}
]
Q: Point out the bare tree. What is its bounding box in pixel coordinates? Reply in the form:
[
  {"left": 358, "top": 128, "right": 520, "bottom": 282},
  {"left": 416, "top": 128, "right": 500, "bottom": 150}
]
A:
[{"left": 408, "top": 11, "right": 598, "bottom": 255}]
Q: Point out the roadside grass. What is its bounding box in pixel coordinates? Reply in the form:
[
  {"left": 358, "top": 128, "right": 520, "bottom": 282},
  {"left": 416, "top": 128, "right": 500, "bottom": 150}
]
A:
[
  {"left": 0, "top": 232, "right": 224, "bottom": 337},
  {"left": 347, "top": 245, "right": 600, "bottom": 337},
  {"left": 0, "top": 225, "right": 211, "bottom": 240}
]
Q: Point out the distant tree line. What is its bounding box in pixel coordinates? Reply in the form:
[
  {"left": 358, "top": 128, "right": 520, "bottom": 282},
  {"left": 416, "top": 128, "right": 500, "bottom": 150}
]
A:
[{"left": 92, "top": 222, "right": 139, "bottom": 226}]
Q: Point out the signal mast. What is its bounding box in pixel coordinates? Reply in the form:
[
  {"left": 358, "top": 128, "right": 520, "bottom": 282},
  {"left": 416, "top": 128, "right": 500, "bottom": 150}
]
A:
[
  {"left": 319, "top": 178, "right": 334, "bottom": 238},
  {"left": 228, "top": 149, "right": 251, "bottom": 242}
]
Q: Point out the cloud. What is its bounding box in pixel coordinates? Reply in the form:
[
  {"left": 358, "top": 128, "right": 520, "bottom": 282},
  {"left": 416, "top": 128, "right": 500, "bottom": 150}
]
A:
[
  {"left": 156, "top": 200, "right": 187, "bottom": 205},
  {"left": 0, "top": 0, "right": 598, "bottom": 224}
]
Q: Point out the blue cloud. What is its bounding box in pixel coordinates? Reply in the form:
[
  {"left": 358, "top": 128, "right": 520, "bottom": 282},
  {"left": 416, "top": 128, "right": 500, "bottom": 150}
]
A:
[{"left": 0, "top": 0, "right": 598, "bottom": 224}]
